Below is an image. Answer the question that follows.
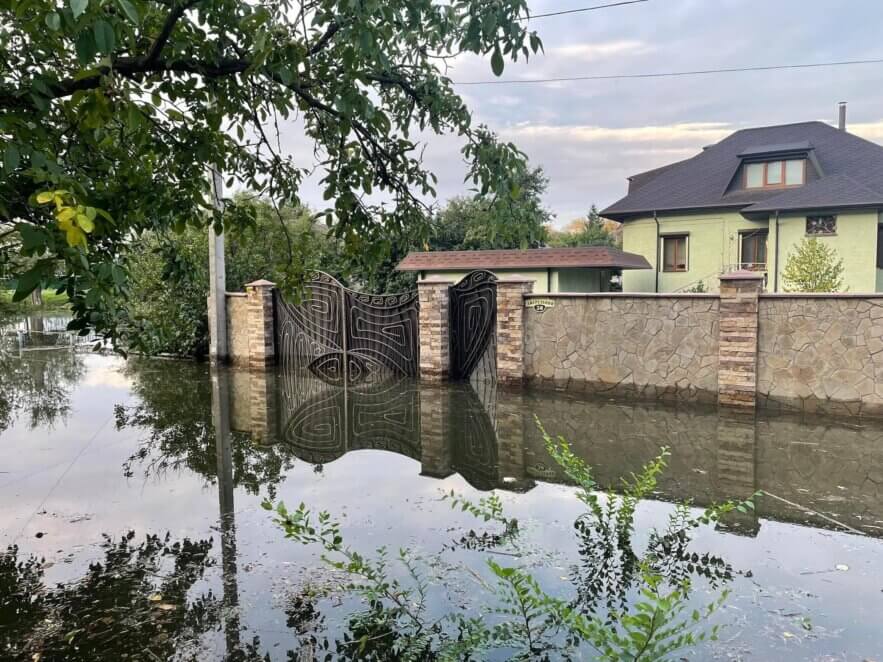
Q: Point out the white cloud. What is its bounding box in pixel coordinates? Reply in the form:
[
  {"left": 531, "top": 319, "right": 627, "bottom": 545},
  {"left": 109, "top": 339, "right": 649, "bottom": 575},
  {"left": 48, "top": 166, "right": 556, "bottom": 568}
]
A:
[
  {"left": 847, "top": 120, "right": 883, "bottom": 141},
  {"left": 549, "top": 40, "right": 652, "bottom": 62},
  {"left": 502, "top": 122, "right": 733, "bottom": 145}
]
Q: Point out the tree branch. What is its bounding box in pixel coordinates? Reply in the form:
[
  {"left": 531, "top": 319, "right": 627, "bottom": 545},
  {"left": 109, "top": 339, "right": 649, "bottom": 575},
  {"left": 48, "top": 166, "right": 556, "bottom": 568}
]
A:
[{"left": 143, "top": 0, "right": 204, "bottom": 66}]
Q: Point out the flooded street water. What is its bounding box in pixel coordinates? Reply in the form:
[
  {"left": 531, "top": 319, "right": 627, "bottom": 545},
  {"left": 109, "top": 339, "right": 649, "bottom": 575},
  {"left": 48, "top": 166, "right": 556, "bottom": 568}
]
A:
[{"left": 2, "top": 336, "right": 883, "bottom": 659}]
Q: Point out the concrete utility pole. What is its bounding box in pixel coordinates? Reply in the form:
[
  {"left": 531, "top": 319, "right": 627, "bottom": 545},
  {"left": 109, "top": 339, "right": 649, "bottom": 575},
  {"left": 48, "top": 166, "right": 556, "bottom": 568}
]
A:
[{"left": 208, "top": 166, "right": 228, "bottom": 362}]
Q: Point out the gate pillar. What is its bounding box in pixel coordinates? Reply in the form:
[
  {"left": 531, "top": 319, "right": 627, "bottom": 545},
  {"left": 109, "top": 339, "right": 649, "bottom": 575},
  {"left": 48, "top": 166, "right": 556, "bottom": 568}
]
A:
[
  {"left": 417, "top": 278, "right": 453, "bottom": 382},
  {"left": 496, "top": 279, "right": 533, "bottom": 385},
  {"left": 245, "top": 279, "right": 276, "bottom": 370}
]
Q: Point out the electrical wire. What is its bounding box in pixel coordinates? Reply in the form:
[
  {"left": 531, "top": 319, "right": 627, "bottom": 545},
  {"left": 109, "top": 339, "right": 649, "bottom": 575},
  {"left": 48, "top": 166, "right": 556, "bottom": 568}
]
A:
[
  {"left": 454, "top": 57, "right": 883, "bottom": 86},
  {"left": 527, "top": 0, "right": 650, "bottom": 20}
]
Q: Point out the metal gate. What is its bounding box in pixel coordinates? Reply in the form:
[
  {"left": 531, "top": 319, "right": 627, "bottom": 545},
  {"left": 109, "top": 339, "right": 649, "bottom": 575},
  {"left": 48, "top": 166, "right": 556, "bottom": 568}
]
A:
[
  {"left": 449, "top": 270, "right": 497, "bottom": 381},
  {"left": 275, "top": 272, "right": 419, "bottom": 385}
]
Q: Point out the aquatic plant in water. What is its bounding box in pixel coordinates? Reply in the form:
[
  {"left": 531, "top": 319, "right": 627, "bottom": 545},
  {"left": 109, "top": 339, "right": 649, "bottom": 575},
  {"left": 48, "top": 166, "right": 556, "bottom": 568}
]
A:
[{"left": 266, "top": 419, "right": 757, "bottom": 660}]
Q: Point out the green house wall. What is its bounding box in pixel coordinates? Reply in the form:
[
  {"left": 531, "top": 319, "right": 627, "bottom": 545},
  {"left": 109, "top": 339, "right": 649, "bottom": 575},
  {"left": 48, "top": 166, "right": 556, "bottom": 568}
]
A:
[{"left": 622, "top": 210, "right": 882, "bottom": 293}]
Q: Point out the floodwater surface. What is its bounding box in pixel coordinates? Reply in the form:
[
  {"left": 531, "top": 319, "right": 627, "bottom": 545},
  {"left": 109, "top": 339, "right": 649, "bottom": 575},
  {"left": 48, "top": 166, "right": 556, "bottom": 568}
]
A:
[{"left": 2, "top": 334, "right": 883, "bottom": 660}]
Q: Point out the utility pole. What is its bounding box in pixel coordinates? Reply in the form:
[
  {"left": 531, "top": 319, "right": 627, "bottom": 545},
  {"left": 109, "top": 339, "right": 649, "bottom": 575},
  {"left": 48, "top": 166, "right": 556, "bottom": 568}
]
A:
[{"left": 208, "top": 166, "right": 228, "bottom": 362}]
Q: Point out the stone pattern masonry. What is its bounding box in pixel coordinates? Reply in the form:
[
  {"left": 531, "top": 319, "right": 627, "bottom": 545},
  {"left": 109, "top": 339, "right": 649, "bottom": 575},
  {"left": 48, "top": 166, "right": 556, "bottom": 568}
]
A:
[
  {"left": 524, "top": 294, "right": 720, "bottom": 403},
  {"left": 757, "top": 295, "right": 883, "bottom": 416}
]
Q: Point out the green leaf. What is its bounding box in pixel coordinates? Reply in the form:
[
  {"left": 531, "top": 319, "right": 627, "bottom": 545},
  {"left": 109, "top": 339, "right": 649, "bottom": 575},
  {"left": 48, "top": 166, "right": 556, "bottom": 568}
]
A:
[
  {"left": 93, "top": 20, "right": 115, "bottom": 54},
  {"left": 17, "top": 223, "right": 46, "bottom": 252},
  {"left": 3, "top": 144, "right": 20, "bottom": 172},
  {"left": 490, "top": 46, "right": 504, "bottom": 77},
  {"left": 70, "top": 0, "right": 88, "bottom": 19},
  {"left": 116, "top": 0, "right": 139, "bottom": 23},
  {"left": 12, "top": 266, "right": 44, "bottom": 302},
  {"left": 75, "top": 31, "right": 97, "bottom": 64},
  {"left": 45, "top": 12, "right": 61, "bottom": 30}
]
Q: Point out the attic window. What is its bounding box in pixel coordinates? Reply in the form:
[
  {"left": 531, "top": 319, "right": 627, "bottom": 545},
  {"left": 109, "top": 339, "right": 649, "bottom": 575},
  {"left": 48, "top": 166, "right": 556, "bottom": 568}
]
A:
[
  {"left": 806, "top": 215, "right": 836, "bottom": 236},
  {"left": 744, "top": 159, "right": 805, "bottom": 189}
]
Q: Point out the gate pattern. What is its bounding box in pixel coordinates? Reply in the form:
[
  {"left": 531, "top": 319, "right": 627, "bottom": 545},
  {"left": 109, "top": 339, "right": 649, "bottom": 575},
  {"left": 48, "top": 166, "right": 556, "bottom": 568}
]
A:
[
  {"left": 275, "top": 272, "right": 419, "bottom": 385},
  {"left": 449, "top": 270, "right": 498, "bottom": 381}
]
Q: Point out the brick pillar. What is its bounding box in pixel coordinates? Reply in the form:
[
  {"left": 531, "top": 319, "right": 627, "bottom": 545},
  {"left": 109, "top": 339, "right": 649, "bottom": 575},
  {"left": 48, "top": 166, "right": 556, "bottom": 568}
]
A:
[
  {"left": 496, "top": 279, "right": 534, "bottom": 385},
  {"left": 714, "top": 411, "right": 760, "bottom": 536},
  {"left": 718, "top": 271, "right": 764, "bottom": 408},
  {"left": 245, "top": 279, "right": 276, "bottom": 370},
  {"left": 249, "top": 368, "right": 278, "bottom": 443},
  {"left": 417, "top": 279, "right": 453, "bottom": 382},
  {"left": 419, "top": 384, "right": 453, "bottom": 478},
  {"left": 494, "top": 390, "right": 535, "bottom": 492}
]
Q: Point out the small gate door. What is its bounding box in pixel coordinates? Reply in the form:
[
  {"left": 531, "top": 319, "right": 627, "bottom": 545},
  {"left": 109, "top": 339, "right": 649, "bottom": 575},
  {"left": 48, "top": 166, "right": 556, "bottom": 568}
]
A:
[{"left": 449, "top": 270, "right": 497, "bottom": 380}]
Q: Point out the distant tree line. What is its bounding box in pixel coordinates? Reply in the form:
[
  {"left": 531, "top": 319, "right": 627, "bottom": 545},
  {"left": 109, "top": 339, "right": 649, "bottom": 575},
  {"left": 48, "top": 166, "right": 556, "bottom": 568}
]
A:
[{"left": 120, "top": 165, "right": 620, "bottom": 357}]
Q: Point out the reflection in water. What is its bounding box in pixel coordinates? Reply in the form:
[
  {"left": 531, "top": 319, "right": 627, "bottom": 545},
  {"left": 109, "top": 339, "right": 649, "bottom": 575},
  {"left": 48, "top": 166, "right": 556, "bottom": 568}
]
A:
[
  {"left": 5, "top": 348, "right": 883, "bottom": 658},
  {"left": 0, "top": 533, "right": 220, "bottom": 661},
  {"left": 0, "top": 341, "right": 85, "bottom": 433},
  {"left": 218, "top": 368, "right": 883, "bottom": 539}
]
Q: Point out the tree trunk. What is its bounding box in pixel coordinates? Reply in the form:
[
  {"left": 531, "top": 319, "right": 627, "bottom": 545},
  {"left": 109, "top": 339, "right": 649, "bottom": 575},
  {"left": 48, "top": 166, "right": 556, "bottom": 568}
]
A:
[{"left": 30, "top": 288, "right": 43, "bottom": 306}]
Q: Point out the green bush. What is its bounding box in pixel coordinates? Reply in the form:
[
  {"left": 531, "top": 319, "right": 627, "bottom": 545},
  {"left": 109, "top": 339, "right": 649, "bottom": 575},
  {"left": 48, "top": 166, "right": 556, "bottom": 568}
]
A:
[{"left": 265, "top": 419, "right": 757, "bottom": 660}]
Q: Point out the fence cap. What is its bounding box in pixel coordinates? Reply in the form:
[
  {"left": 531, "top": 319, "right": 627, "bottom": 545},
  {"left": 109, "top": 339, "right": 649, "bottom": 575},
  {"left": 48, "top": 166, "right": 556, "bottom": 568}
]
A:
[
  {"left": 417, "top": 277, "right": 455, "bottom": 284},
  {"left": 719, "top": 270, "right": 765, "bottom": 281},
  {"left": 245, "top": 279, "right": 276, "bottom": 288}
]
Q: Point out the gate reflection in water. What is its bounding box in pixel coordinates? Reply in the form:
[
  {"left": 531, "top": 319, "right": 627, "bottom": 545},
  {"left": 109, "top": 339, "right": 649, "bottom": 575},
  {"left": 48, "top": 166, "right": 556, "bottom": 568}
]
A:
[{"left": 229, "top": 367, "right": 883, "bottom": 538}]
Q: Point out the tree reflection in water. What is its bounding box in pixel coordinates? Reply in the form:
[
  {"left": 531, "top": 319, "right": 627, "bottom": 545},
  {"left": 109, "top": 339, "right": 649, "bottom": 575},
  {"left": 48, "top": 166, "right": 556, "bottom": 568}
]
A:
[
  {"left": 107, "top": 361, "right": 746, "bottom": 658},
  {"left": 0, "top": 533, "right": 222, "bottom": 661},
  {"left": 0, "top": 339, "right": 85, "bottom": 433}
]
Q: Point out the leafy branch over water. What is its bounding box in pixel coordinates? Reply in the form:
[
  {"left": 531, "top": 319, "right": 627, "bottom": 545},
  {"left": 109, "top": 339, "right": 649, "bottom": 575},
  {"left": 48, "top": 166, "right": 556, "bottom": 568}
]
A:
[{"left": 265, "top": 420, "right": 758, "bottom": 660}]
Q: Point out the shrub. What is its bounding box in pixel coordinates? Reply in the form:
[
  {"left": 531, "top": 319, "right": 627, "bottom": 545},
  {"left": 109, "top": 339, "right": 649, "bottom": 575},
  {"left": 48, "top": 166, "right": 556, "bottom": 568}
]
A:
[{"left": 265, "top": 420, "right": 757, "bottom": 660}]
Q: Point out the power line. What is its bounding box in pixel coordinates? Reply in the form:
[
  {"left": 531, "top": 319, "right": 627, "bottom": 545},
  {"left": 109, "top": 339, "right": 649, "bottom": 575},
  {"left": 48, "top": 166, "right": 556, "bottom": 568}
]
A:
[
  {"left": 527, "top": 0, "right": 650, "bottom": 20},
  {"left": 454, "top": 57, "right": 883, "bottom": 86}
]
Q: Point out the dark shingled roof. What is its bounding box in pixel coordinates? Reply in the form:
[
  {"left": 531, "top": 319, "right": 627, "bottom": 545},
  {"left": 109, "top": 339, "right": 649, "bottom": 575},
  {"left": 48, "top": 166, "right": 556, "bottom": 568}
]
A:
[
  {"left": 602, "top": 121, "right": 883, "bottom": 220},
  {"left": 396, "top": 246, "right": 651, "bottom": 271}
]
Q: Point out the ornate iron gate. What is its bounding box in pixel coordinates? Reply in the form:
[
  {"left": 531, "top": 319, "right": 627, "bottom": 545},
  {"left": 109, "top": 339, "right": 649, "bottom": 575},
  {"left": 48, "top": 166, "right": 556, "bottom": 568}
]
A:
[
  {"left": 275, "top": 272, "right": 419, "bottom": 385},
  {"left": 449, "top": 270, "right": 498, "bottom": 381}
]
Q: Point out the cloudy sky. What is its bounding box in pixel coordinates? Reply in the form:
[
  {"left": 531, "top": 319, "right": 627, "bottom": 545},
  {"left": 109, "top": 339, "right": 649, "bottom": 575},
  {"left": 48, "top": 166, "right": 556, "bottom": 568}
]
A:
[{"left": 283, "top": 0, "right": 883, "bottom": 228}]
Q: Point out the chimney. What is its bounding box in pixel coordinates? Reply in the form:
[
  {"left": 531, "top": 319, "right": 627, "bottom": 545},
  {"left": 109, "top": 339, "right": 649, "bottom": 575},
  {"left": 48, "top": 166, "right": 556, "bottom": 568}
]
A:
[{"left": 838, "top": 101, "right": 847, "bottom": 131}]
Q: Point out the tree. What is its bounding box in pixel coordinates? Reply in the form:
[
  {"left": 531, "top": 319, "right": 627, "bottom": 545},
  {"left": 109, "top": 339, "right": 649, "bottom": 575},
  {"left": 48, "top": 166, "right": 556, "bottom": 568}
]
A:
[
  {"left": 781, "top": 237, "right": 845, "bottom": 292},
  {"left": 123, "top": 195, "right": 331, "bottom": 356},
  {"left": 548, "top": 205, "right": 620, "bottom": 248},
  {"left": 0, "top": 0, "right": 542, "bottom": 348},
  {"left": 429, "top": 166, "right": 552, "bottom": 251}
]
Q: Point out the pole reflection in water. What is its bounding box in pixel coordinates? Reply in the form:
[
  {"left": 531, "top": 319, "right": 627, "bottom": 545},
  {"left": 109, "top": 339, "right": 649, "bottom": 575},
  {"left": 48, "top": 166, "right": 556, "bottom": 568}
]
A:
[{"left": 211, "top": 366, "right": 240, "bottom": 655}]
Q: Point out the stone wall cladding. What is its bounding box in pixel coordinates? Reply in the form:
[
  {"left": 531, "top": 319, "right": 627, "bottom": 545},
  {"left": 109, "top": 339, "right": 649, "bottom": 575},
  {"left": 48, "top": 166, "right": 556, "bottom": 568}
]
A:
[
  {"left": 757, "top": 295, "right": 883, "bottom": 416},
  {"left": 496, "top": 280, "right": 533, "bottom": 385},
  {"left": 417, "top": 280, "right": 452, "bottom": 382},
  {"left": 524, "top": 294, "right": 720, "bottom": 403}
]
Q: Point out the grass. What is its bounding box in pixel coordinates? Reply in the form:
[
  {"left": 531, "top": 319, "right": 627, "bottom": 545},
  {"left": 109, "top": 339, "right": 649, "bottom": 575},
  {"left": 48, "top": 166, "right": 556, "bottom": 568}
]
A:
[{"left": 0, "top": 289, "right": 71, "bottom": 313}]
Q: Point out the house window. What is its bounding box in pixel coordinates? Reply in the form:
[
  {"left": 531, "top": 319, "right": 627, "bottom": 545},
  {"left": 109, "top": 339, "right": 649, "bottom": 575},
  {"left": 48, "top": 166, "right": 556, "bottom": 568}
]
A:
[
  {"left": 806, "top": 215, "right": 836, "bottom": 235},
  {"left": 662, "top": 235, "right": 688, "bottom": 272},
  {"left": 740, "top": 230, "right": 768, "bottom": 270},
  {"left": 744, "top": 159, "right": 805, "bottom": 189}
]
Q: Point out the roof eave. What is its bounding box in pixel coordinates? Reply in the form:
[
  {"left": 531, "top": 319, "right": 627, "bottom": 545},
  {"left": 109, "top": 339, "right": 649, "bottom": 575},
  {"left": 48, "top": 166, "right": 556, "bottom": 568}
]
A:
[
  {"left": 397, "top": 262, "right": 651, "bottom": 272},
  {"left": 741, "top": 201, "right": 883, "bottom": 217},
  {"left": 603, "top": 203, "right": 751, "bottom": 222}
]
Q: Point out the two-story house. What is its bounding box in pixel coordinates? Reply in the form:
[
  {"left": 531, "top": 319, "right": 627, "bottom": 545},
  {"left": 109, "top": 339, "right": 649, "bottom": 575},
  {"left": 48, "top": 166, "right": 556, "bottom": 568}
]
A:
[{"left": 602, "top": 116, "right": 883, "bottom": 292}]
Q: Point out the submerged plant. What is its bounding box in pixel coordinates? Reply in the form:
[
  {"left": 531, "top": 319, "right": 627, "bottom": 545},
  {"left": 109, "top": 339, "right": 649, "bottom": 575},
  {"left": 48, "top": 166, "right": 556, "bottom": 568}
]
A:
[{"left": 265, "top": 420, "right": 757, "bottom": 660}]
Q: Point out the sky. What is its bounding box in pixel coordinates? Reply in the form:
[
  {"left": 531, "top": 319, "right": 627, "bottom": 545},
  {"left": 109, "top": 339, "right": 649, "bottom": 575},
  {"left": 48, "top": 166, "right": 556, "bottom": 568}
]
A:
[{"left": 280, "top": 0, "right": 883, "bottom": 228}]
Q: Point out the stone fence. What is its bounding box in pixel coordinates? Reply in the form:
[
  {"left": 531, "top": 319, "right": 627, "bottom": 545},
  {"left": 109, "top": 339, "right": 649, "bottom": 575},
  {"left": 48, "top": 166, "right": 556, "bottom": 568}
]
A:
[{"left": 221, "top": 272, "right": 883, "bottom": 417}]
